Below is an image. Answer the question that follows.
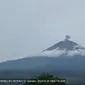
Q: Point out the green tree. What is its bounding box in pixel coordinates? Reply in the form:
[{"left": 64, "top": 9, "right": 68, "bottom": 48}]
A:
[{"left": 25, "top": 73, "right": 66, "bottom": 85}]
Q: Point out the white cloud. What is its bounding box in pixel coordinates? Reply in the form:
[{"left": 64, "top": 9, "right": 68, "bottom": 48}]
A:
[{"left": 36, "top": 49, "right": 85, "bottom": 57}]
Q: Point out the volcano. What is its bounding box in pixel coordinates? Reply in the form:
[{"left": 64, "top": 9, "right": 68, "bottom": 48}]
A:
[
  {"left": 0, "top": 35, "right": 85, "bottom": 84},
  {"left": 42, "top": 35, "right": 85, "bottom": 56},
  {"left": 0, "top": 35, "right": 85, "bottom": 70},
  {"left": 43, "top": 35, "right": 85, "bottom": 51}
]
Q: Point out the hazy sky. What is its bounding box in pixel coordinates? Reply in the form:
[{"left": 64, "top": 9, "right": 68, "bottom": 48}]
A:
[{"left": 0, "top": 0, "right": 85, "bottom": 61}]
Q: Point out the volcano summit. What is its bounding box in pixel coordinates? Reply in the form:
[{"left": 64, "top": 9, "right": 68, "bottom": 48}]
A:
[{"left": 42, "top": 35, "right": 85, "bottom": 56}]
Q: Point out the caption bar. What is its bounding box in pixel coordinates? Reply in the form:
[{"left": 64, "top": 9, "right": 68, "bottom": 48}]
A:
[{"left": 0, "top": 79, "right": 66, "bottom": 83}]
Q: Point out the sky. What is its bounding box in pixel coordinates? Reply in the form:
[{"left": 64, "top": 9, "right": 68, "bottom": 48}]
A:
[{"left": 0, "top": 0, "right": 85, "bottom": 62}]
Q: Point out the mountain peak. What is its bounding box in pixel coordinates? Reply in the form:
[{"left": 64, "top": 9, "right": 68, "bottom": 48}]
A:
[{"left": 43, "top": 35, "right": 85, "bottom": 53}]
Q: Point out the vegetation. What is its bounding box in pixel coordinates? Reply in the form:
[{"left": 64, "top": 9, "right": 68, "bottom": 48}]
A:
[{"left": 25, "top": 73, "right": 66, "bottom": 85}]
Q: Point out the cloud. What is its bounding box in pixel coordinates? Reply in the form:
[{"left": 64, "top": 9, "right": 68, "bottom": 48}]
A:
[{"left": 36, "top": 49, "right": 85, "bottom": 57}]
